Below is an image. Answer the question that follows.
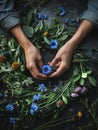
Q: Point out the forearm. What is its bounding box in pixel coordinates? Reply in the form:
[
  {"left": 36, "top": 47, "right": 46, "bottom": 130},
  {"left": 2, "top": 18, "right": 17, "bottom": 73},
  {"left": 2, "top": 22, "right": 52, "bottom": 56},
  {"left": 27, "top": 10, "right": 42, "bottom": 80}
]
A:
[
  {"left": 65, "top": 20, "right": 94, "bottom": 51},
  {"left": 11, "top": 25, "right": 35, "bottom": 51}
]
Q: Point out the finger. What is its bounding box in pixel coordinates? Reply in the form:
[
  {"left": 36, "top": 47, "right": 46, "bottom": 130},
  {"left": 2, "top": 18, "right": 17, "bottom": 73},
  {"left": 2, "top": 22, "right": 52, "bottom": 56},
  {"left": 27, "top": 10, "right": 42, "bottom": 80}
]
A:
[
  {"left": 48, "top": 64, "right": 68, "bottom": 78},
  {"left": 49, "top": 57, "right": 60, "bottom": 66},
  {"left": 28, "top": 62, "right": 47, "bottom": 80},
  {"left": 37, "top": 58, "right": 43, "bottom": 69}
]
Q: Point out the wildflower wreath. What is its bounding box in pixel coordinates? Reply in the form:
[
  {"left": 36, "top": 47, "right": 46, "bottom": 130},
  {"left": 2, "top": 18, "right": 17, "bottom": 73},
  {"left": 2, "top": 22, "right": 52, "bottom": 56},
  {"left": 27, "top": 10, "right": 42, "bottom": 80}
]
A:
[{"left": 0, "top": 1, "right": 97, "bottom": 130}]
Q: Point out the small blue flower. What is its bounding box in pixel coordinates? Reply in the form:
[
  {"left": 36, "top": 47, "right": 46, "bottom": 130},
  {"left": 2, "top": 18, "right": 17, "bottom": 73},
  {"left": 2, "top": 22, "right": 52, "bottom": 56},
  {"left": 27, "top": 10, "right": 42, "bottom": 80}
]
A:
[
  {"left": 41, "top": 15, "right": 48, "bottom": 20},
  {"left": 37, "top": 83, "right": 47, "bottom": 92},
  {"left": 42, "top": 64, "right": 52, "bottom": 75},
  {"left": 53, "top": 86, "right": 57, "bottom": 91},
  {"left": 9, "top": 117, "right": 15, "bottom": 124},
  {"left": 36, "top": 13, "right": 42, "bottom": 20},
  {"left": 5, "top": 104, "right": 14, "bottom": 112},
  {"left": 65, "top": 17, "right": 69, "bottom": 25},
  {"left": 22, "top": 4, "right": 27, "bottom": 8},
  {"left": 0, "top": 93, "right": 4, "bottom": 98},
  {"left": 71, "top": 18, "right": 77, "bottom": 23},
  {"left": 2, "top": 51, "right": 10, "bottom": 58},
  {"left": 58, "top": 7, "right": 66, "bottom": 16},
  {"left": 31, "top": 103, "right": 39, "bottom": 111},
  {"left": 30, "top": 109, "right": 35, "bottom": 116},
  {"left": 50, "top": 39, "right": 58, "bottom": 50},
  {"left": 36, "top": 13, "right": 48, "bottom": 20},
  {"left": 33, "top": 94, "right": 41, "bottom": 101}
]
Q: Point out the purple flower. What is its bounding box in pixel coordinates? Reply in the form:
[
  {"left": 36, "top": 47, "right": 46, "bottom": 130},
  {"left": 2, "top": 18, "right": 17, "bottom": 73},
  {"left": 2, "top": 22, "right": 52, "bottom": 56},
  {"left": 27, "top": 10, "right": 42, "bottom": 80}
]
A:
[
  {"left": 50, "top": 39, "right": 58, "bottom": 50},
  {"left": 58, "top": 7, "right": 66, "bottom": 16},
  {"left": 81, "top": 87, "right": 88, "bottom": 95},
  {"left": 71, "top": 93, "right": 79, "bottom": 98},
  {"left": 42, "top": 64, "right": 52, "bottom": 75},
  {"left": 9, "top": 117, "right": 15, "bottom": 124},
  {"left": 32, "top": 94, "right": 41, "bottom": 101},
  {"left": 5, "top": 104, "right": 14, "bottom": 112},
  {"left": 74, "top": 87, "right": 82, "bottom": 93}
]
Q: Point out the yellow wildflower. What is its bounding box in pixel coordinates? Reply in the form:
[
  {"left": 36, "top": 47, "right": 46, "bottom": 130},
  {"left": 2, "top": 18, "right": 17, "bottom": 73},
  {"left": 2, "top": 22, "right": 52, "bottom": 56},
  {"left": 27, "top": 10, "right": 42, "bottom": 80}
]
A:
[
  {"left": 43, "top": 31, "right": 49, "bottom": 36},
  {"left": 77, "top": 111, "right": 83, "bottom": 118},
  {"left": 0, "top": 55, "right": 7, "bottom": 62},
  {"left": 11, "top": 62, "right": 20, "bottom": 69}
]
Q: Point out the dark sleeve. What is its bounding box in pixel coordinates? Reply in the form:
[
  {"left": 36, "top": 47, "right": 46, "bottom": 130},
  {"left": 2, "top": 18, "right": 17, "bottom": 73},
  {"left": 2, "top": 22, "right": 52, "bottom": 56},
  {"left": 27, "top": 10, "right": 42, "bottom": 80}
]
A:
[
  {"left": 81, "top": 0, "right": 98, "bottom": 28},
  {"left": 0, "top": 0, "right": 21, "bottom": 30}
]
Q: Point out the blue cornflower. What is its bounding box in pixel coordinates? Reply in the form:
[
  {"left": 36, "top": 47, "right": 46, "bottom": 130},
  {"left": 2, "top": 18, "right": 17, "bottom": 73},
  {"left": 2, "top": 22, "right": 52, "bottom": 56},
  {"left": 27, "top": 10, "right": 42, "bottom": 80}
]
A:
[
  {"left": 9, "top": 117, "right": 15, "bottom": 124},
  {"left": 36, "top": 13, "right": 48, "bottom": 20},
  {"left": 65, "top": 17, "right": 69, "bottom": 25},
  {"left": 5, "top": 104, "right": 14, "bottom": 112},
  {"left": 31, "top": 103, "right": 39, "bottom": 111},
  {"left": 58, "top": 7, "right": 66, "bottom": 16},
  {"left": 53, "top": 86, "right": 57, "bottom": 91},
  {"left": 58, "top": 81, "right": 62, "bottom": 87},
  {"left": 50, "top": 39, "right": 58, "bottom": 50},
  {"left": 32, "top": 94, "right": 41, "bottom": 101},
  {"left": 37, "top": 83, "right": 47, "bottom": 92},
  {"left": 41, "top": 14, "right": 48, "bottom": 20},
  {"left": 22, "top": 4, "right": 27, "bottom": 8},
  {"left": 2, "top": 51, "right": 10, "bottom": 58},
  {"left": 42, "top": 64, "right": 52, "bottom": 75},
  {"left": 71, "top": 18, "right": 77, "bottom": 23},
  {"left": 30, "top": 109, "right": 35, "bottom": 116},
  {"left": 0, "top": 93, "right": 4, "bottom": 98},
  {"left": 36, "top": 13, "right": 42, "bottom": 20}
]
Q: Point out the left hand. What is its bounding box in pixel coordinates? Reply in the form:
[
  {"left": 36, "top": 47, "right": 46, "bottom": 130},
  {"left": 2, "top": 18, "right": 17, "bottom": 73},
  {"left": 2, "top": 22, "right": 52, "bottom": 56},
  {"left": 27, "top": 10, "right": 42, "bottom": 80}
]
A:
[{"left": 48, "top": 43, "right": 74, "bottom": 78}]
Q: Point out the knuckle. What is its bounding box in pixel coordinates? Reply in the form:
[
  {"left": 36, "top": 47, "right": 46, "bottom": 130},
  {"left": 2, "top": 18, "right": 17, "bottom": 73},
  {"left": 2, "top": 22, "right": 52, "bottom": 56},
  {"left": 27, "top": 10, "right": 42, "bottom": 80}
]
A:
[{"left": 26, "top": 63, "right": 34, "bottom": 70}]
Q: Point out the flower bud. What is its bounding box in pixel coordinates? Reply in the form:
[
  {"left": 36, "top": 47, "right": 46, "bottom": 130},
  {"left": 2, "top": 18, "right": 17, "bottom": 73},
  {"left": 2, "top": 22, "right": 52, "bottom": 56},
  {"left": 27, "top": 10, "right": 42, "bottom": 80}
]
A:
[
  {"left": 56, "top": 100, "right": 64, "bottom": 108},
  {"left": 81, "top": 87, "right": 88, "bottom": 95},
  {"left": 71, "top": 93, "right": 79, "bottom": 98},
  {"left": 74, "top": 87, "right": 82, "bottom": 93}
]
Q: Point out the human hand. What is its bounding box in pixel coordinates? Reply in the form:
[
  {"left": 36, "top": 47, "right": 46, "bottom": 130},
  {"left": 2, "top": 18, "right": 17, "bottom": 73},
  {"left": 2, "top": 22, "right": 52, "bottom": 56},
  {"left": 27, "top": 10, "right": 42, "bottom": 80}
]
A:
[
  {"left": 48, "top": 43, "right": 74, "bottom": 78},
  {"left": 24, "top": 44, "right": 47, "bottom": 80}
]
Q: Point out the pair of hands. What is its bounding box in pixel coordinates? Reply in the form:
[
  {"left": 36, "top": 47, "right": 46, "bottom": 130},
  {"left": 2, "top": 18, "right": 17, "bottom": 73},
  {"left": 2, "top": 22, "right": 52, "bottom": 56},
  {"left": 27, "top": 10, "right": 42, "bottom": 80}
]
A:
[{"left": 24, "top": 42, "right": 74, "bottom": 80}]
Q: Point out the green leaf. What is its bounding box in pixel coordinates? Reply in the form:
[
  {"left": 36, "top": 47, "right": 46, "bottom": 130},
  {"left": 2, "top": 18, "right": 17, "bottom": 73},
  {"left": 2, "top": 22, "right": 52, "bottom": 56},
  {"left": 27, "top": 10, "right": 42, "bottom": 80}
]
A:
[
  {"left": 81, "top": 72, "right": 87, "bottom": 78},
  {"left": 23, "top": 25, "right": 34, "bottom": 38},
  {"left": 80, "top": 78, "right": 85, "bottom": 86},
  {"left": 25, "top": 99, "right": 32, "bottom": 105},
  {"left": 58, "top": 33, "right": 68, "bottom": 41},
  {"left": 86, "top": 70, "right": 92, "bottom": 75},
  {"left": 88, "top": 76, "right": 96, "bottom": 86},
  {"left": 73, "top": 66, "right": 79, "bottom": 76},
  {"left": 44, "top": 36, "right": 50, "bottom": 45},
  {"left": 26, "top": 12, "right": 32, "bottom": 25},
  {"left": 72, "top": 74, "right": 80, "bottom": 83},
  {"left": 62, "top": 95, "right": 68, "bottom": 104}
]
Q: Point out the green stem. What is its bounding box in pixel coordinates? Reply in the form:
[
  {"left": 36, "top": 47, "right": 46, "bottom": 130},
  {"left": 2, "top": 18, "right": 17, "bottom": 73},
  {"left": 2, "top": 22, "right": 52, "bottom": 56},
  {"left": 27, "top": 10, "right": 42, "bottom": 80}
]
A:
[
  {"left": 40, "top": 81, "right": 71, "bottom": 109},
  {"left": 33, "top": 118, "right": 73, "bottom": 130}
]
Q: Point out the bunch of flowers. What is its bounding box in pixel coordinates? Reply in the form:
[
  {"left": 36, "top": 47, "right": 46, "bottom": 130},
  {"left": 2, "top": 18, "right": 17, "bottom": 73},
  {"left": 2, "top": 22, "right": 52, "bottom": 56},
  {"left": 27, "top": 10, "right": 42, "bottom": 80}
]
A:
[{"left": 0, "top": 1, "right": 97, "bottom": 130}]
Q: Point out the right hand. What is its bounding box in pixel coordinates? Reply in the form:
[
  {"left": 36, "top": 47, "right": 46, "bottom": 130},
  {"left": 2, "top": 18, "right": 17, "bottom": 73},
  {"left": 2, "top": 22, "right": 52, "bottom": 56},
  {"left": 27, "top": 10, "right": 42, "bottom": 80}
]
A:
[{"left": 24, "top": 45, "right": 47, "bottom": 80}]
